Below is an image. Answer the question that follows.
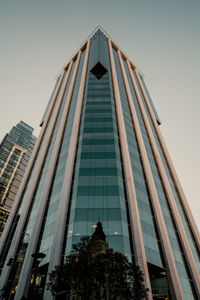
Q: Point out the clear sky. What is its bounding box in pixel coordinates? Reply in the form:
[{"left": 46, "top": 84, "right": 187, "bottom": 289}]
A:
[{"left": 0, "top": 0, "right": 200, "bottom": 229}]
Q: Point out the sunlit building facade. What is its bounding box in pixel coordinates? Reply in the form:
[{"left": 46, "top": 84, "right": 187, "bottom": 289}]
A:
[{"left": 0, "top": 28, "right": 199, "bottom": 300}]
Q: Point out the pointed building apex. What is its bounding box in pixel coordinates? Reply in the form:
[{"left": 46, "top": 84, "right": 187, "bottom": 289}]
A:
[
  {"left": 58, "top": 26, "right": 144, "bottom": 81},
  {"left": 89, "top": 26, "right": 109, "bottom": 39}
]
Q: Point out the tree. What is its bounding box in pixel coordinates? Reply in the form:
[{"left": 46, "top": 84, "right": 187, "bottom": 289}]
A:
[{"left": 47, "top": 222, "right": 149, "bottom": 300}]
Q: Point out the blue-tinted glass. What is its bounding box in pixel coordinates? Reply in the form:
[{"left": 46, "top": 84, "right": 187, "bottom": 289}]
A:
[
  {"left": 64, "top": 35, "right": 131, "bottom": 260},
  {"left": 123, "top": 59, "right": 196, "bottom": 298},
  {"left": 113, "top": 48, "right": 164, "bottom": 268}
]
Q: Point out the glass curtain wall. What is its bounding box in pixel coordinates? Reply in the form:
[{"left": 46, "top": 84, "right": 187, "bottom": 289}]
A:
[
  {"left": 0, "top": 28, "right": 199, "bottom": 300},
  {"left": 64, "top": 31, "right": 132, "bottom": 261}
]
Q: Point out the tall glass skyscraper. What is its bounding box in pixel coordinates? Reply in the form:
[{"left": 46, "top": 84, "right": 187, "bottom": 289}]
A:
[
  {"left": 0, "top": 121, "right": 36, "bottom": 236},
  {"left": 0, "top": 28, "right": 199, "bottom": 300}
]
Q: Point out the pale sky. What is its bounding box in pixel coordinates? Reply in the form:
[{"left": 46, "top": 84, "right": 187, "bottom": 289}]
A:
[{"left": 0, "top": 0, "right": 200, "bottom": 229}]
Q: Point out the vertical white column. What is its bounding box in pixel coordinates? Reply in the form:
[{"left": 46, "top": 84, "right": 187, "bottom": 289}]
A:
[
  {"left": 0, "top": 70, "right": 66, "bottom": 293},
  {"left": 135, "top": 69, "right": 200, "bottom": 251},
  {"left": 0, "top": 72, "right": 64, "bottom": 257},
  {"left": 108, "top": 39, "right": 152, "bottom": 300},
  {"left": 15, "top": 58, "right": 80, "bottom": 299},
  {"left": 118, "top": 52, "right": 183, "bottom": 299},
  {"left": 132, "top": 67, "right": 200, "bottom": 297},
  {"left": 43, "top": 39, "right": 91, "bottom": 300}
]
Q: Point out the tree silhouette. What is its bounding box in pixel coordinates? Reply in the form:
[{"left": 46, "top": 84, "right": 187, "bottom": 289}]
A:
[{"left": 47, "top": 222, "right": 149, "bottom": 300}]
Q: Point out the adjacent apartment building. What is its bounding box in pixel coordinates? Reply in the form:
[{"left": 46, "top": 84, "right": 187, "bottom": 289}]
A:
[
  {"left": 0, "top": 121, "right": 36, "bottom": 236},
  {"left": 0, "top": 28, "right": 199, "bottom": 300}
]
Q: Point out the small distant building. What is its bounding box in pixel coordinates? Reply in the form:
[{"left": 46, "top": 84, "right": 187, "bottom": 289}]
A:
[{"left": 0, "top": 121, "right": 36, "bottom": 236}]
